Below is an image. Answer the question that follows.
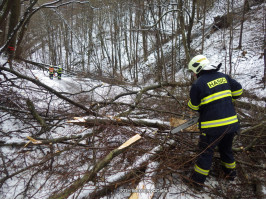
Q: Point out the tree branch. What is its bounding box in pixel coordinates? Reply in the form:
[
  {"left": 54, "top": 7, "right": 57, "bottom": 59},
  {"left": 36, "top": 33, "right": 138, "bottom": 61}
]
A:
[
  {"left": 0, "top": 65, "right": 98, "bottom": 116},
  {"left": 233, "top": 121, "right": 266, "bottom": 152},
  {"left": 67, "top": 116, "right": 169, "bottom": 130},
  {"left": 49, "top": 134, "right": 142, "bottom": 199},
  {"left": 117, "top": 82, "right": 189, "bottom": 117}
]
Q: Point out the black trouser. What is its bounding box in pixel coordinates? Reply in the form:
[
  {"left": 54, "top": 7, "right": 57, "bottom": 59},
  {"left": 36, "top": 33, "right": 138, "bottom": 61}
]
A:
[
  {"left": 191, "top": 131, "right": 236, "bottom": 184},
  {"left": 49, "top": 73, "right": 53, "bottom": 79}
]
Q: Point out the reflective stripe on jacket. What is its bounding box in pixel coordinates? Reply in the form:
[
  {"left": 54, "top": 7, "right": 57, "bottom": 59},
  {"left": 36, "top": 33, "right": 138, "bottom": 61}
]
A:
[
  {"left": 188, "top": 71, "right": 242, "bottom": 130},
  {"left": 57, "top": 68, "right": 62, "bottom": 74}
]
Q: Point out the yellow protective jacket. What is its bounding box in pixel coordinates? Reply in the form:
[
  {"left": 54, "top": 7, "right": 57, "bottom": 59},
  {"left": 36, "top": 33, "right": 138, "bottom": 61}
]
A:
[{"left": 188, "top": 70, "right": 243, "bottom": 133}]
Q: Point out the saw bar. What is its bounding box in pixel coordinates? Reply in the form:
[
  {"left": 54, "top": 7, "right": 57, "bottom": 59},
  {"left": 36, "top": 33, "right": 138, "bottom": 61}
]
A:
[{"left": 171, "top": 117, "right": 199, "bottom": 134}]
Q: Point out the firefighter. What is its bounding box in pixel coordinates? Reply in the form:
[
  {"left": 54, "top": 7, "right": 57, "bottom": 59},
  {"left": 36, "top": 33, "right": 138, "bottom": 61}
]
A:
[
  {"left": 187, "top": 55, "right": 243, "bottom": 189},
  {"left": 49, "top": 65, "right": 54, "bottom": 79},
  {"left": 57, "top": 65, "right": 62, "bottom": 80}
]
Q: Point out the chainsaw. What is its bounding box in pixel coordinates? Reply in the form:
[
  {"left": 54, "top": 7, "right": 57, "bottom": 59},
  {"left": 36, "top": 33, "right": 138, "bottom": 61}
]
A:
[{"left": 171, "top": 117, "right": 199, "bottom": 134}]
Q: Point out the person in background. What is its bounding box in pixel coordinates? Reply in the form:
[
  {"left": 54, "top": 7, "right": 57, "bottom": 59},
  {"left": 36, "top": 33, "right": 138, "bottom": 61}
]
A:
[
  {"left": 49, "top": 65, "right": 54, "bottom": 80},
  {"left": 186, "top": 55, "right": 243, "bottom": 190},
  {"left": 57, "top": 65, "right": 62, "bottom": 80}
]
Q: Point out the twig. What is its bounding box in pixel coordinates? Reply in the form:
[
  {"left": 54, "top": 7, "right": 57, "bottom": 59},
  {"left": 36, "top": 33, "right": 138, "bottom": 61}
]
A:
[
  {"left": 236, "top": 160, "right": 266, "bottom": 170},
  {"left": 233, "top": 121, "right": 266, "bottom": 152},
  {"left": 49, "top": 134, "right": 142, "bottom": 199}
]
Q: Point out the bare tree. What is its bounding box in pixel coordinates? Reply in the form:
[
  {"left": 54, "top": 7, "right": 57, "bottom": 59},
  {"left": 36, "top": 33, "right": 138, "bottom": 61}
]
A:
[
  {"left": 178, "top": 0, "right": 190, "bottom": 63},
  {"left": 0, "top": 1, "right": 265, "bottom": 199},
  {"left": 201, "top": 0, "right": 207, "bottom": 53},
  {"left": 237, "top": 0, "right": 249, "bottom": 49}
]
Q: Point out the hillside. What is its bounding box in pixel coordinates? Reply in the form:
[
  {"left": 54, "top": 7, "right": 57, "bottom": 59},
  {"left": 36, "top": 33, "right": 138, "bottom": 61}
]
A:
[{"left": 0, "top": 0, "right": 265, "bottom": 199}]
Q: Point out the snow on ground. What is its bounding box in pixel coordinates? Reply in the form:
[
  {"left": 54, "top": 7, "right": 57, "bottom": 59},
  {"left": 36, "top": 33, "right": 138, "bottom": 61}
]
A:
[
  {"left": 191, "top": 2, "right": 265, "bottom": 98},
  {"left": 141, "top": 1, "right": 265, "bottom": 99},
  {"left": 1, "top": 1, "right": 265, "bottom": 199}
]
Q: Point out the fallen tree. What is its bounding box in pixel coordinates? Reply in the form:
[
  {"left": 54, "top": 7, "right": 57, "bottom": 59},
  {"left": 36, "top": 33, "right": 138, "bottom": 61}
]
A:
[
  {"left": 67, "top": 116, "right": 170, "bottom": 130},
  {"left": 49, "top": 134, "right": 142, "bottom": 199}
]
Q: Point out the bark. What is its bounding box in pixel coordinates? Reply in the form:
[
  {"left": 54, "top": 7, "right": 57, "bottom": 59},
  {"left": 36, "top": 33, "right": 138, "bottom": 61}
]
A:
[
  {"left": 187, "top": 0, "right": 196, "bottom": 51},
  {"left": 0, "top": 1, "right": 12, "bottom": 26},
  {"left": 238, "top": 0, "right": 249, "bottom": 49},
  {"left": 141, "top": 1, "right": 148, "bottom": 62},
  {"left": 262, "top": 12, "right": 266, "bottom": 89},
  {"left": 67, "top": 117, "right": 170, "bottom": 130},
  {"left": 87, "top": 6, "right": 94, "bottom": 72},
  {"left": 7, "top": 0, "right": 21, "bottom": 57},
  {"left": 201, "top": 0, "right": 207, "bottom": 53},
  {"left": 0, "top": 0, "right": 12, "bottom": 46},
  {"left": 26, "top": 99, "right": 49, "bottom": 133},
  {"left": 178, "top": 0, "right": 190, "bottom": 63}
]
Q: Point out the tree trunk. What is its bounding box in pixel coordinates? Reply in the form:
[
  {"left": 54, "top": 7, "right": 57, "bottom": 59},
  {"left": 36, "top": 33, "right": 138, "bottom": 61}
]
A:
[
  {"left": 178, "top": 0, "right": 190, "bottom": 63},
  {"left": 141, "top": 1, "right": 148, "bottom": 62},
  {"left": 228, "top": 0, "right": 235, "bottom": 76},
  {"left": 87, "top": 7, "right": 94, "bottom": 73},
  {"left": 7, "top": 0, "right": 21, "bottom": 57},
  {"left": 263, "top": 13, "right": 266, "bottom": 89},
  {"left": 0, "top": 0, "right": 12, "bottom": 46},
  {"left": 201, "top": 0, "right": 207, "bottom": 53},
  {"left": 238, "top": 0, "right": 249, "bottom": 49},
  {"left": 187, "top": 0, "right": 196, "bottom": 51}
]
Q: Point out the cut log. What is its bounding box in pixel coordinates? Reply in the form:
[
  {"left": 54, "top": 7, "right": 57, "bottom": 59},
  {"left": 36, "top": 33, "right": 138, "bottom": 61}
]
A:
[{"left": 67, "top": 116, "right": 170, "bottom": 130}]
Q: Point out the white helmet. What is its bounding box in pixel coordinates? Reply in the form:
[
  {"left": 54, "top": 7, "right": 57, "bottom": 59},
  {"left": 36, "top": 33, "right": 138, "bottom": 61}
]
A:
[{"left": 188, "top": 55, "right": 210, "bottom": 74}]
